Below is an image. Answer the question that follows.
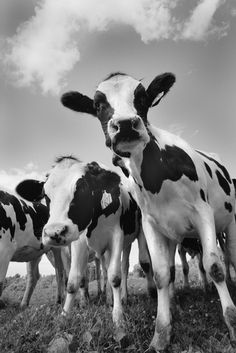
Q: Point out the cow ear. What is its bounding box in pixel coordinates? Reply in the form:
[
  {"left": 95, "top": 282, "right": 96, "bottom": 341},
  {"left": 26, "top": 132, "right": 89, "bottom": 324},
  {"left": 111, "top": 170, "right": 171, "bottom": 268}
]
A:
[
  {"left": 61, "top": 91, "right": 97, "bottom": 116},
  {"left": 16, "top": 179, "right": 45, "bottom": 202},
  {"left": 146, "top": 73, "right": 176, "bottom": 107}
]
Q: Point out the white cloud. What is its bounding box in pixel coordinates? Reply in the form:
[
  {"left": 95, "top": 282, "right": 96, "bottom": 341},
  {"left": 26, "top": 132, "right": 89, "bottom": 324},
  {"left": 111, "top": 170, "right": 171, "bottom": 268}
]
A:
[
  {"left": 0, "top": 162, "right": 44, "bottom": 193},
  {"left": 180, "top": 0, "right": 227, "bottom": 40},
  {"left": 2, "top": 0, "right": 228, "bottom": 94}
]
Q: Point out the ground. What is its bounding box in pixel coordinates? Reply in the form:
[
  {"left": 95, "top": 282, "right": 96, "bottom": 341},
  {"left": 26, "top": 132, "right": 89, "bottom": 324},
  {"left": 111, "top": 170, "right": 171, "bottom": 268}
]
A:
[{"left": 0, "top": 260, "right": 236, "bottom": 353}]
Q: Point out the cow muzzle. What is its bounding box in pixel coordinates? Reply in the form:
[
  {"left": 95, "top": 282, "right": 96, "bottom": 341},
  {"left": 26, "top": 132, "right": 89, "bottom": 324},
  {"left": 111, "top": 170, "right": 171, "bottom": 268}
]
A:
[{"left": 43, "top": 223, "right": 69, "bottom": 247}]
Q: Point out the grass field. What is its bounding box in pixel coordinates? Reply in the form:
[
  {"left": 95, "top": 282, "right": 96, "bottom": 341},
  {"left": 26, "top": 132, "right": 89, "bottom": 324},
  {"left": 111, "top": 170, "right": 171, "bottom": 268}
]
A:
[{"left": 0, "top": 260, "right": 236, "bottom": 353}]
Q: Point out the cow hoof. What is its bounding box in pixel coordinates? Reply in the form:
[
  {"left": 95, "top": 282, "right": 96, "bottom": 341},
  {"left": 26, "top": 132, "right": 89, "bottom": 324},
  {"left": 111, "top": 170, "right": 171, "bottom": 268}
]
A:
[
  {"left": 114, "top": 328, "right": 129, "bottom": 348},
  {"left": 19, "top": 302, "right": 28, "bottom": 310}
]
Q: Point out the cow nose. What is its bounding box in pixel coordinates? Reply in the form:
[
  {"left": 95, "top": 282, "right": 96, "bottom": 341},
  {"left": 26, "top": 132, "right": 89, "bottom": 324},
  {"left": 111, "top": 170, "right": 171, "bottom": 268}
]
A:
[
  {"left": 110, "top": 117, "right": 141, "bottom": 133},
  {"left": 43, "top": 223, "right": 68, "bottom": 242}
]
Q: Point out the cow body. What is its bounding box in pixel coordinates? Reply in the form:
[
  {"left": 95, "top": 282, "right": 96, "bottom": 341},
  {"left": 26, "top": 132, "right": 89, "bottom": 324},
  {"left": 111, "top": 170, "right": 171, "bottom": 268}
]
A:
[
  {"left": 61, "top": 72, "right": 236, "bottom": 351},
  {"left": 16, "top": 157, "right": 154, "bottom": 336},
  {"left": 0, "top": 188, "right": 65, "bottom": 307}
]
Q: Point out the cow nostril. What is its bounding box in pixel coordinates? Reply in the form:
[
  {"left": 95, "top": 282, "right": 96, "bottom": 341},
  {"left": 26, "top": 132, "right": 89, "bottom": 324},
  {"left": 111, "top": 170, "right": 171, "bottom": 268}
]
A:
[
  {"left": 60, "top": 225, "right": 68, "bottom": 236},
  {"left": 110, "top": 120, "right": 119, "bottom": 133},
  {"left": 131, "top": 117, "right": 140, "bottom": 129}
]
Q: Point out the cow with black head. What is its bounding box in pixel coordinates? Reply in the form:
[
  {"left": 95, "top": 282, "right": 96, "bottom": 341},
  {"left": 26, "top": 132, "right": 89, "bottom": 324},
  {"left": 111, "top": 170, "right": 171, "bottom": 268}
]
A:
[{"left": 60, "top": 72, "right": 236, "bottom": 352}]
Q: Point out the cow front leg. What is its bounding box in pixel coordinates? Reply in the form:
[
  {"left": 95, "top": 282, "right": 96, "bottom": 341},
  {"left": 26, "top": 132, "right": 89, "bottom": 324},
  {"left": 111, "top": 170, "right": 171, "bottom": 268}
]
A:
[
  {"left": 142, "top": 216, "right": 172, "bottom": 352},
  {"left": 51, "top": 248, "right": 66, "bottom": 304},
  {"left": 196, "top": 210, "right": 236, "bottom": 346},
  {"left": 137, "top": 226, "right": 156, "bottom": 298},
  {"left": 62, "top": 237, "right": 89, "bottom": 316},
  {"left": 20, "top": 256, "right": 41, "bottom": 308}
]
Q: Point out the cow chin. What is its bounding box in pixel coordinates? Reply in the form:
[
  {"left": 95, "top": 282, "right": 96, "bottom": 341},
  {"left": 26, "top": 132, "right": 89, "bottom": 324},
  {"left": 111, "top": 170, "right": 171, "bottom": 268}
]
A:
[{"left": 111, "top": 135, "right": 146, "bottom": 158}]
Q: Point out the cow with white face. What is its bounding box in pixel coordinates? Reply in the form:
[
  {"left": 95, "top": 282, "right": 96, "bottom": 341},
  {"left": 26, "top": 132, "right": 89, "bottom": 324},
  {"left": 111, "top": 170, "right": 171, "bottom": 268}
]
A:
[
  {"left": 0, "top": 188, "right": 65, "bottom": 308},
  {"left": 16, "top": 156, "right": 155, "bottom": 339},
  {"left": 60, "top": 72, "right": 236, "bottom": 351}
]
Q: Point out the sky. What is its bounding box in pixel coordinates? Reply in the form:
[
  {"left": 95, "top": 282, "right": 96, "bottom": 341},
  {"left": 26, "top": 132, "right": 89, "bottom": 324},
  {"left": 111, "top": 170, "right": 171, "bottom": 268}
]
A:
[{"left": 0, "top": 0, "right": 236, "bottom": 276}]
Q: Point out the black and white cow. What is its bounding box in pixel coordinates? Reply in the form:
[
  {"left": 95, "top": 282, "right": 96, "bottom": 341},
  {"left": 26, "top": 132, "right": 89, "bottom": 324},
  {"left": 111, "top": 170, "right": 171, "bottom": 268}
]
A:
[
  {"left": 60, "top": 72, "right": 236, "bottom": 351},
  {"left": 16, "top": 156, "right": 155, "bottom": 337},
  {"left": 0, "top": 188, "right": 65, "bottom": 308}
]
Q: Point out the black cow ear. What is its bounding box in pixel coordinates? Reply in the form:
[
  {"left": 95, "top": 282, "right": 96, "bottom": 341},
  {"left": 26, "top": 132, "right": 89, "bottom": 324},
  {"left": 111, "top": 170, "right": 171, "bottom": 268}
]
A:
[
  {"left": 16, "top": 179, "right": 45, "bottom": 202},
  {"left": 61, "top": 91, "right": 97, "bottom": 116},
  {"left": 146, "top": 73, "right": 175, "bottom": 107}
]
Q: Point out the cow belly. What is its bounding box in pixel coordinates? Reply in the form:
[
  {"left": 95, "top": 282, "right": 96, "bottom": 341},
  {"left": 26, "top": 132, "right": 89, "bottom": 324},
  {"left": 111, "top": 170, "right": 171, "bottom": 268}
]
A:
[{"left": 11, "top": 246, "right": 44, "bottom": 262}]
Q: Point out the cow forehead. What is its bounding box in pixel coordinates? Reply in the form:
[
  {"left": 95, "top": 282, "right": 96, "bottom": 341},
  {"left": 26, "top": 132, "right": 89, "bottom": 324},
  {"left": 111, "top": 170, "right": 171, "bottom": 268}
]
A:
[{"left": 97, "top": 76, "right": 140, "bottom": 110}]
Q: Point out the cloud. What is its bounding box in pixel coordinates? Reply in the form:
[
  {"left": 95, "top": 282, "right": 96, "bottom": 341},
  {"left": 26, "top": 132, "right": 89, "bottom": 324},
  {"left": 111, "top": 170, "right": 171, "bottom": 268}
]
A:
[
  {"left": 0, "top": 162, "right": 44, "bottom": 193},
  {"left": 2, "top": 0, "right": 228, "bottom": 94},
  {"left": 180, "top": 0, "right": 227, "bottom": 40}
]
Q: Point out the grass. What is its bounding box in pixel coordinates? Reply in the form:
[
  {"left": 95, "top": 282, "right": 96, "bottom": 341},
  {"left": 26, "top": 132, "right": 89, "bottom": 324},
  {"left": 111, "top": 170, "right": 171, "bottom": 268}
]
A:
[{"left": 0, "top": 260, "right": 236, "bottom": 353}]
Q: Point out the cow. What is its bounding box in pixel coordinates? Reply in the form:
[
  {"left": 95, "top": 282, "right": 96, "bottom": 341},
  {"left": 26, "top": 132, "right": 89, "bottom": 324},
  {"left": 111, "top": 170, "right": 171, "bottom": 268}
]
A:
[
  {"left": 0, "top": 188, "right": 65, "bottom": 308},
  {"left": 16, "top": 156, "right": 155, "bottom": 340},
  {"left": 60, "top": 72, "right": 236, "bottom": 351}
]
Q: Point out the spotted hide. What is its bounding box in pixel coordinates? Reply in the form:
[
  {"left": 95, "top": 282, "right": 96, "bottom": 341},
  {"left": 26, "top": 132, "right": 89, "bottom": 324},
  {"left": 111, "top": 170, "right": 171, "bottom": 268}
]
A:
[
  {"left": 61, "top": 72, "right": 236, "bottom": 351},
  {"left": 16, "top": 156, "right": 155, "bottom": 336},
  {"left": 0, "top": 188, "right": 65, "bottom": 308}
]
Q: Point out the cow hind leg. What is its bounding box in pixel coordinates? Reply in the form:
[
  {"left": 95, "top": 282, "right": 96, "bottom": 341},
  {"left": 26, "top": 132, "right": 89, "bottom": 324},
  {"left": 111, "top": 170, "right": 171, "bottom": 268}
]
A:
[
  {"left": 225, "top": 220, "right": 236, "bottom": 280},
  {"left": 196, "top": 210, "right": 236, "bottom": 346},
  {"left": 0, "top": 244, "right": 14, "bottom": 308},
  {"left": 20, "top": 257, "right": 41, "bottom": 308}
]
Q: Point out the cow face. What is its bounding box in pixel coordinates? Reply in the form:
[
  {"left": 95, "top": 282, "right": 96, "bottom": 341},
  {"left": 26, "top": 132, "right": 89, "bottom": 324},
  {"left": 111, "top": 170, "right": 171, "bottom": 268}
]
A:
[
  {"left": 61, "top": 72, "right": 175, "bottom": 158},
  {"left": 16, "top": 156, "right": 121, "bottom": 248}
]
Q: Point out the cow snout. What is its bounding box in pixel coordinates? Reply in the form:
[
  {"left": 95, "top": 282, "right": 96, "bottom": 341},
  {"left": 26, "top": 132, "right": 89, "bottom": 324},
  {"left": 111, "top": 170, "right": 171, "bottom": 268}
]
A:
[
  {"left": 110, "top": 117, "right": 141, "bottom": 134},
  {"left": 43, "top": 223, "right": 68, "bottom": 246}
]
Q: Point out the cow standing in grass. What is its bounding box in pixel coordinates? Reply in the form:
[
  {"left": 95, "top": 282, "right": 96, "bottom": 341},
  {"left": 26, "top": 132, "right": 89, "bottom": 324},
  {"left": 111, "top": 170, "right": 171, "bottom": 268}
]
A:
[
  {"left": 0, "top": 188, "right": 65, "bottom": 308},
  {"left": 16, "top": 156, "right": 155, "bottom": 341},
  {"left": 60, "top": 72, "right": 236, "bottom": 352}
]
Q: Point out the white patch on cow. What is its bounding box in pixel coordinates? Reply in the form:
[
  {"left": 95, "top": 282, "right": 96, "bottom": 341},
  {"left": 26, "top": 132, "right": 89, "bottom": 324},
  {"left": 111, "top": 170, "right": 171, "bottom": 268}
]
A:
[
  {"left": 98, "top": 75, "right": 140, "bottom": 117},
  {"left": 101, "top": 191, "right": 112, "bottom": 210}
]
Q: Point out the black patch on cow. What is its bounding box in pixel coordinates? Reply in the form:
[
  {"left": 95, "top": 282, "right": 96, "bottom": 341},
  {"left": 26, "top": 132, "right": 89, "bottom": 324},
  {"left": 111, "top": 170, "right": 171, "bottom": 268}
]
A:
[
  {"left": 197, "top": 150, "right": 232, "bottom": 184},
  {"left": 216, "top": 170, "right": 231, "bottom": 196},
  {"left": 120, "top": 192, "right": 139, "bottom": 236},
  {"left": 111, "top": 275, "right": 121, "bottom": 288},
  {"left": 170, "top": 266, "right": 175, "bottom": 283},
  {"left": 0, "top": 191, "right": 48, "bottom": 240},
  {"left": 209, "top": 263, "right": 225, "bottom": 283},
  {"left": 68, "top": 162, "right": 121, "bottom": 237},
  {"left": 204, "top": 162, "right": 213, "bottom": 178},
  {"left": 225, "top": 202, "right": 233, "bottom": 213},
  {"left": 67, "top": 282, "right": 76, "bottom": 294},
  {"left": 68, "top": 177, "right": 94, "bottom": 232},
  {"left": 140, "top": 137, "right": 198, "bottom": 194},
  {"left": 133, "top": 83, "right": 149, "bottom": 121},
  {"left": 200, "top": 189, "right": 206, "bottom": 202}
]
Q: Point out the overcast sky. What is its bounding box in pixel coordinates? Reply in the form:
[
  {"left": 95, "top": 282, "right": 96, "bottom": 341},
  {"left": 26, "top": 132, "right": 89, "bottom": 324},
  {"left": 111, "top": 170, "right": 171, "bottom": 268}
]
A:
[{"left": 1, "top": 0, "right": 236, "bottom": 276}]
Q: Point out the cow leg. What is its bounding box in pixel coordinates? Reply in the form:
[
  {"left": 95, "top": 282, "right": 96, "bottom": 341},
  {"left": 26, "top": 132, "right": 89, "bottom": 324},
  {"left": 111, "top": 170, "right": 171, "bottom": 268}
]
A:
[
  {"left": 142, "top": 216, "right": 171, "bottom": 352},
  {"left": 101, "top": 254, "right": 108, "bottom": 295},
  {"left": 20, "top": 256, "right": 41, "bottom": 308},
  {"left": 0, "top": 243, "right": 14, "bottom": 308},
  {"left": 62, "top": 238, "right": 89, "bottom": 316},
  {"left": 137, "top": 227, "right": 156, "bottom": 298},
  {"left": 225, "top": 221, "right": 236, "bottom": 282},
  {"left": 95, "top": 257, "right": 102, "bottom": 296},
  {"left": 178, "top": 244, "right": 190, "bottom": 288},
  {"left": 197, "top": 253, "right": 208, "bottom": 291},
  {"left": 169, "top": 241, "right": 177, "bottom": 302},
  {"left": 121, "top": 243, "right": 131, "bottom": 304},
  {"left": 51, "top": 248, "right": 66, "bottom": 304},
  {"left": 196, "top": 210, "right": 236, "bottom": 346},
  {"left": 107, "top": 229, "right": 124, "bottom": 332}
]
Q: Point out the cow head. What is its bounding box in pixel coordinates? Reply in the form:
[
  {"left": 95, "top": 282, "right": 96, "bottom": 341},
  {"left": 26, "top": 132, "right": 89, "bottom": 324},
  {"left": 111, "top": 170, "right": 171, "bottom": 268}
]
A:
[
  {"left": 61, "top": 72, "right": 175, "bottom": 158},
  {"left": 16, "top": 156, "right": 121, "bottom": 247}
]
